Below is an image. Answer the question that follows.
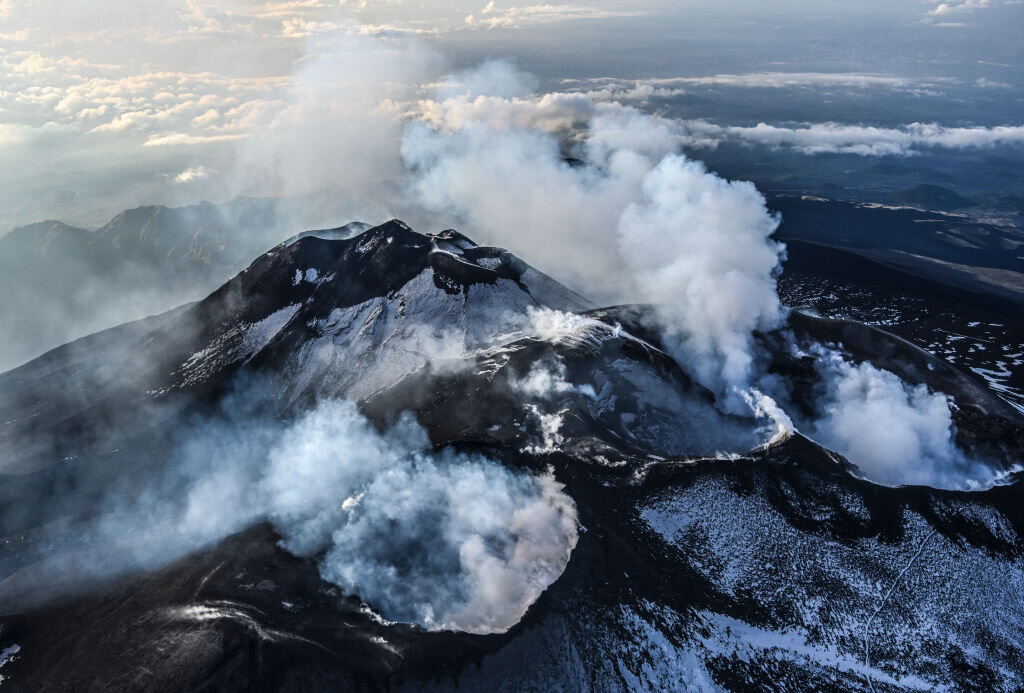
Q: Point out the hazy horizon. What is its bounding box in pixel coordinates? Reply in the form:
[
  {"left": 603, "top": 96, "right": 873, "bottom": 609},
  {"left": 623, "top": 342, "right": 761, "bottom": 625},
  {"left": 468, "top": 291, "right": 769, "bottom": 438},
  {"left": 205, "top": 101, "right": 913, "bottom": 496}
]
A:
[{"left": 2, "top": 0, "right": 1022, "bottom": 232}]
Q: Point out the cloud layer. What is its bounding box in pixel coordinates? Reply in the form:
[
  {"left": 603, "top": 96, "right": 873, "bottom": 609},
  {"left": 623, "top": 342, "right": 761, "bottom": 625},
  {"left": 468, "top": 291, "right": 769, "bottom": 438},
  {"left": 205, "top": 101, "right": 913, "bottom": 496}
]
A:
[
  {"left": 692, "top": 121, "right": 1024, "bottom": 156},
  {"left": 1, "top": 0, "right": 1021, "bottom": 230},
  {"left": 464, "top": 1, "right": 641, "bottom": 29}
]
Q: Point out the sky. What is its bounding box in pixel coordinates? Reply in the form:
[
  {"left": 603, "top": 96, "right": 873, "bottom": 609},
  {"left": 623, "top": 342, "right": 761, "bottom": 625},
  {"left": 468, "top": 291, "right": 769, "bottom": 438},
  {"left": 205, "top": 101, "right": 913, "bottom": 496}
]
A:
[{"left": 0, "top": 0, "right": 1022, "bottom": 231}]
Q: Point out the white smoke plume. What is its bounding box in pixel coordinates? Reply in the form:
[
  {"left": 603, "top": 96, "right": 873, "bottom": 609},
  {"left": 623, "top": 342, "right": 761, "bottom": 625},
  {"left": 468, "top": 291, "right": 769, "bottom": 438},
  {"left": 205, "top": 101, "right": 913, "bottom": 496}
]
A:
[
  {"left": 317, "top": 448, "right": 577, "bottom": 632},
  {"left": 222, "top": 26, "right": 446, "bottom": 229},
  {"left": 616, "top": 155, "right": 784, "bottom": 406},
  {"left": 809, "top": 349, "right": 1002, "bottom": 489},
  {"left": 402, "top": 60, "right": 786, "bottom": 414},
  {"left": 5, "top": 396, "right": 578, "bottom": 634},
  {"left": 740, "top": 388, "right": 794, "bottom": 448},
  {"left": 511, "top": 355, "right": 596, "bottom": 400},
  {"left": 259, "top": 400, "right": 578, "bottom": 633},
  {"left": 396, "top": 62, "right": 1011, "bottom": 487}
]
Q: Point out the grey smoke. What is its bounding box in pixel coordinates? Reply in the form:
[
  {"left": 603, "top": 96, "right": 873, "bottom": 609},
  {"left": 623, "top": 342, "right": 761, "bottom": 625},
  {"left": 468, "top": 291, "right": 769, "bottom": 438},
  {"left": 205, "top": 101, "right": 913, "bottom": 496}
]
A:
[
  {"left": 226, "top": 27, "right": 442, "bottom": 210},
  {"left": 316, "top": 446, "right": 578, "bottom": 632},
  {"left": 4, "top": 395, "right": 578, "bottom": 634},
  {"left": 260, "top": 400, "right": 578, "bottom": 633},
  {"left": 511, "top": 355, "right": 597, "bottom": 400}
]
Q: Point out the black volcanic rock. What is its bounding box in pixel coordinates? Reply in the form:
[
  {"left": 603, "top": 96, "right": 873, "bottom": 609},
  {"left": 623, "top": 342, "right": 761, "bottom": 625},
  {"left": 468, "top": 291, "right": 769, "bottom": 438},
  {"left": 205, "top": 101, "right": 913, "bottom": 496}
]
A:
[
  {"left": 0, "top": 221, "right": 1023, "bottom": 691},
  {"left": 891, "top": 184, "right": 977, "bottom": 210},
  {"left": 771, "top": 195, "right": 1024, "bottom": 304}
]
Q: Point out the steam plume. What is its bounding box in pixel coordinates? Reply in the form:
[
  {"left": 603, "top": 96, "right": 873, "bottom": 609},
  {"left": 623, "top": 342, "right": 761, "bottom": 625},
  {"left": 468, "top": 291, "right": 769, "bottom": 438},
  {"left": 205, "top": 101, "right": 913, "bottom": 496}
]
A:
[
  {"left": 3, "top": 396, "right": 578, "bottom": 634},
  {"left": 402, "top": 60, "right": 786, "bottom": 411},
  {"left": 809, "top": 350, "right": 1003, "bottom": 489}
]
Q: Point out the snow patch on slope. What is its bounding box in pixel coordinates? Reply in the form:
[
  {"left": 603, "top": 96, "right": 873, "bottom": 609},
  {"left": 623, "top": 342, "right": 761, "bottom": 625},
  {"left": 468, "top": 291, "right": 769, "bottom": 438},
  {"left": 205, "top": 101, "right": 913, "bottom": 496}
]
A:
[
  {"left": 239, "top": 304, "right": 301, "bottom": 361},
  {"left": 615, "top": 604, "right": 721, "bottom": 692},
  {"left": 0, "top": 643, "right": 20, "bottom": 686},
  {"left": 640, "top": 475, "right": 1024, "bottom": 690},
  {"left": 176, "top": 304, "right": 300, "bottom": 387},
  {"left": 284, "top": 269, "right": 539, "bottom": 402}
]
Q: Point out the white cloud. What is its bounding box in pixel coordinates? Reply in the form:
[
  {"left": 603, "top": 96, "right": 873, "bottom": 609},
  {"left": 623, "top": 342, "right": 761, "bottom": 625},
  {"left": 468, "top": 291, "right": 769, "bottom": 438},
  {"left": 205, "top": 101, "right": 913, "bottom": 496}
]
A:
[
  {"left": 925, "top": 0, "right": 1022, "bottom": 22},
  {"left": 578, "top": 81, "right": 683, "bottom": 102},
  {"left": 0, "top": 27, "right": 31, "bottom": 41},
  {"left": 416, "top": 90, "right": 595, "bottom": 132},
  {"left": 699, "top": 121, "right": 1024, "bottom": 156},
  {"left": 412, "top": 72, "right": 1024, "bottom": 159},
  {"left": 280, "top": 16, "right": 344, "bottom": 37},
  {"left": 90, "top": 109, "right": 154, "bottom": 133},
  {"left": 177, "top": 0, "right": 241, "bottom": 36},
  {"left": 10, "top": 53, "right": 88, "bottom": 75},
  {"left": 0, "top": 0, "right": 29, "bottom": 20},
  {"left": 465, "top": 1, "right": 642, "bottom": 29},
  {"left": 0, "top": 123, "right": 29, "bottom": 146},
  {"left": 251, "top": 0, "right": 339, "bottom": 19},
  {"left": 191, "top": 107, "right": 220, "bottom": 127},
  {"left": 976, "top": 77, "right": 1011, "bottom": 88},
  {"left": 930, "top": 0, "right": 999, "bottom": 14},
  {"left": 356, "top": 22, "right": 438, "bottom": 37},
  {"left": 144, "top": 131, "right": 244, "bottom": 146},
  {"left": 174, "top": 164, "right": 214, "bottom": 182},
  {"left": 0, "top": 53, "right": 288, "bottom": 168},
  {"left": 566, "top": 72, "right": 946, "bottom": 97}
]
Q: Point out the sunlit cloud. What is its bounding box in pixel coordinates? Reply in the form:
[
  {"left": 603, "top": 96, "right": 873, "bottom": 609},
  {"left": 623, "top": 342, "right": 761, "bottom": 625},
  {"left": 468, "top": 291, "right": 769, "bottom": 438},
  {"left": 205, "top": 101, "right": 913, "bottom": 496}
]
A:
[
  {"left": 564, "top": 72, "right": 953, "bottom": 98},
  {"left": 173, "top": 164, "right": 214, "bottom": 182},
  {"left": 683, "top": 121, "right": 1024, "bottom": 156},
  {"left": 464, "top": 1, "right": 642, "bottom": 29},
  {"left": 143, "top": 131, "right": 245, "bottom": 146},
  {"left": 930, "top": 0, "right": 1002, "bottom": 14}
]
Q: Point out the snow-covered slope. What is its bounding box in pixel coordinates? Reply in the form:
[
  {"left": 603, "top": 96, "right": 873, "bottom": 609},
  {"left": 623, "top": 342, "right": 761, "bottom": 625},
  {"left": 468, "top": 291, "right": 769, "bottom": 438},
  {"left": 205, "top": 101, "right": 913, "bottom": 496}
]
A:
[
  {"left": 0, "top": 220, "right": 1022, "bottom": 692},
  {"left": 0, "top": 220, "right": 765, "bottom": 475}
]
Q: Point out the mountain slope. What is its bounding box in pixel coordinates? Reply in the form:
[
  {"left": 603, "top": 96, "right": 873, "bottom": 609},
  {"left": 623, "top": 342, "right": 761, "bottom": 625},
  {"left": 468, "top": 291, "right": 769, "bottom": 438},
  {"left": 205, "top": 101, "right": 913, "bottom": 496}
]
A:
[
  {"left": 770, "top": 195, "right": 1024, "bottom": 304},
  {"left": 0, "top": 221, "right": 1022, "bottom": 691},
  {"left": 890, "top": 184, "right": 977, "bottom": 211}
]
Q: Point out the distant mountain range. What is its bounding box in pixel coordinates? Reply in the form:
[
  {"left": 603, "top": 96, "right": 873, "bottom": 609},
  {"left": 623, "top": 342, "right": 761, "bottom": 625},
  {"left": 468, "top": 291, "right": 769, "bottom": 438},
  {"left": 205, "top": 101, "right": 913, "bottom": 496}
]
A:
[
  {"left": 0, "top": 198, "right": 304, "bottom": 371},
  {"left": 2, "top": 193, "right": 1022, "bottom": 376},
  {"left": 890, "top": 184, "right": 977, "bottom": 210}
]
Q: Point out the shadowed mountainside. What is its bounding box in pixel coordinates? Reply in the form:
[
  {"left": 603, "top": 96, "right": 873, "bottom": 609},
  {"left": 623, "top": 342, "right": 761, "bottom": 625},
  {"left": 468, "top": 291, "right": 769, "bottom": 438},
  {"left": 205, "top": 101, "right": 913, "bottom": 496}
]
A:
[{"left": 0, "top": 221, "right": 1022, "bottom": 690}]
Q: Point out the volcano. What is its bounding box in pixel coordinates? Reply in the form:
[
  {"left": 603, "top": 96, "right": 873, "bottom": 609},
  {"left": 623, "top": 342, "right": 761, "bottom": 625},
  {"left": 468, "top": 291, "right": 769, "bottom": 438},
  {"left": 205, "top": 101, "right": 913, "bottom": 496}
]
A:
[{"left": 1, "top": 220, "right": 1023, "bottom": 691}]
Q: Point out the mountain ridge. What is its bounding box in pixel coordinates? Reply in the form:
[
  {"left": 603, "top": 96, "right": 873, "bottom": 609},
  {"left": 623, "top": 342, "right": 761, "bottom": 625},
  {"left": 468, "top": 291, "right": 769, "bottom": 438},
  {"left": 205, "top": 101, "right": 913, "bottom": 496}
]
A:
[{"left": 1, "top": 220, "right": 1023, "bottom": 691}]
